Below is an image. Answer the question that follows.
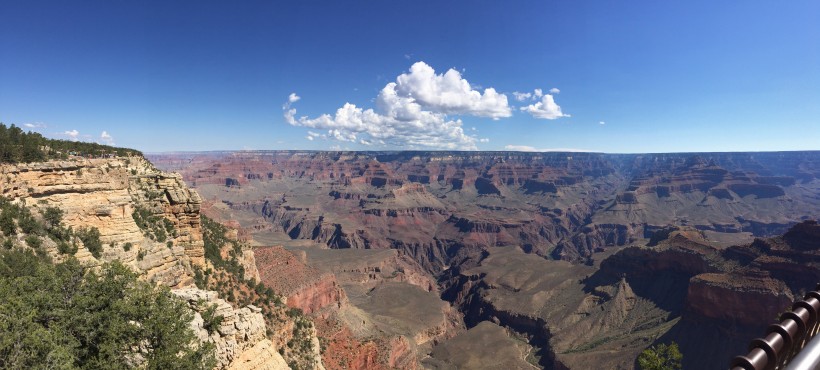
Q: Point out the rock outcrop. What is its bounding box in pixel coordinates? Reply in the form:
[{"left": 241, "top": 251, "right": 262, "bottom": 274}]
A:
[
  {"left": 685, "top": 273, "right": 792, "bottom": 325},
  {"left": 0, "top": 156, "right": 203, "bottom": 286},
  {"left": 0, "top": 156, "right": 308, "bottom": 370},
  {"left": 173, "top": 288, "right": 291, "bottom": 370}
]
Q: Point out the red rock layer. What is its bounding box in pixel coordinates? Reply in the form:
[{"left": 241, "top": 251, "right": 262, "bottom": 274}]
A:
[{"left": 254, "top": 246, "right": 347, "bottom": 315}]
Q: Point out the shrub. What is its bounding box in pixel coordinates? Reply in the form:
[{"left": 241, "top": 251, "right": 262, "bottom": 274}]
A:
[
  {"left": 123, "top": 242, "right": 133, "bottom": 252},
  {"left": 0, "top": 250, "right": 215, "bottom": 368},
  {"left": 57, "top": 240, "right": 77, "bottom": 255},
  {"left": 132, "top": 206, "right": 170, "bottom": 242},
  {"left": 25, "top": 235, "right": 41, "bottom": 249},
  {"left": 76, "top": 227, "right": 103, "bottom": 258},
  {"left": 638, "top": 342, "right": 683, "bottom": 370},
  {"left": 17, "top": 213, "right": 39, "bottom": 235},
  {"left": 0, "top": 211, "right": 16, "bottom": 236},
  {"left": 41, "top": 207, "right": 64, "bottom": 230},
  {"left": 201, "top": 303, "right": 224, "bottom": 335}
]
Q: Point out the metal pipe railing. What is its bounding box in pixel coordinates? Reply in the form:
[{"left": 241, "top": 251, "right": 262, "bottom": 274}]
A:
[
  {"left": 785, "top": 333, "right": 820, "bottom": 370},
  {"left": 730, "top": 284, "right": 820, "bottom": 370}
]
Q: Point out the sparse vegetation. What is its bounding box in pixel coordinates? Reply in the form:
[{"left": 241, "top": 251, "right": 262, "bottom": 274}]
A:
[
  {"left": 197, "top": 215, "right": 317, "bottom": 369},
  {"left": 0, "top": 198, "right": 80, "bottom": 256},
  {"left": 0, "top": 210, "right": 15, "bottom": 236},
  {"left": 201, "top": 215, "right": 245, "bottom": 279},
  {"left": 201, "top": 302, "right": 224, "bottom": 334},
  {"left": 132, "top": 205, "right": 174, "bottom": 242},
  {"left": 57, "top": 240, "right": 77, "bottom": 255},
  {"left": 41, "top": 206, "right": 63, "bottom": 230}
]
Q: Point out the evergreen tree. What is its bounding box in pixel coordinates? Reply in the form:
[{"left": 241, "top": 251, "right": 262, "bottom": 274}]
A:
[
  {"left": 0, "top": 249, "right": 214, "bottom": 369},
  {"left": 638, "top": 342, "right": 683, "bottom": 370}
]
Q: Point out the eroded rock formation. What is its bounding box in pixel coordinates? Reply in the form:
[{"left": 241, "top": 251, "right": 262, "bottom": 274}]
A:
[
  {"left": 0, "top": 156, "right": 320, "bottom": 370},
  {"left": 147, "top": 150, "right": 820, "bottom": 370},
  {"left": 174, "top": 288, "right": 290, "bottom": 370}
]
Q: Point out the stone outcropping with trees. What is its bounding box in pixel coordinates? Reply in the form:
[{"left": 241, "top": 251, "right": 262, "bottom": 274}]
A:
[{"left": 0, "top": 150, "right": 321, "bottom": 369}]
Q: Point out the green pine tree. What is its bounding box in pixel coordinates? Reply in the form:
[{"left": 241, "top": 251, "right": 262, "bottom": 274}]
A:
[{"left": 638, "top": 342, "right": 683, "bottom": 370}]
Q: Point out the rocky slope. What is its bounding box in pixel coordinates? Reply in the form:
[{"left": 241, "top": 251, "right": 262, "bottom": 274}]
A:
[
  {"left": 254, "top": 245, "right": 347, "bottom": 316},
  {"left": 0, "top": 156, "right": 321, "bottom": 370},
  {"left": 174, "top": 288, "right": 290, "bottom": 370}
]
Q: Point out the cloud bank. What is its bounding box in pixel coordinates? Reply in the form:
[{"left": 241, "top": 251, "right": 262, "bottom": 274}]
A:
[{"left": 285, "top": 62, "right": 568, "bottom": 149}]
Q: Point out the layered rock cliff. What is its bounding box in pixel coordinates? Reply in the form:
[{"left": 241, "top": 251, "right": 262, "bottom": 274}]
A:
[
  {"left": 0, "top": 156, "right": 204, "bottom": 286},
  {"left": 0, "top": 156, "right": 305, "bottom": 370},
  {"left": 150, "top": 150, "right": 820, "bottom": 268},
  {"left": 254, "top": 245, "right": 347, "bottom": 316}
]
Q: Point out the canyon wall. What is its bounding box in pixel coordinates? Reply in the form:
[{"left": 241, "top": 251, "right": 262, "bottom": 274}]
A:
[{"left": 0, "top": 157, "right": 298, "bottom": 370}]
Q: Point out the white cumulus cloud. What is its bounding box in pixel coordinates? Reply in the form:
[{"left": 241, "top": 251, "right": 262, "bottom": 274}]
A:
[
  {"left": 100, "top": 131, "right": 114, "bottom": 145},
  {"left": 599, "top": 121, "right": 606, "bottom": 125},
  {"left": 520, "top": 94, "right": 569, "bottom": 120},
  {"left": 63, "top": 130, "right": 80, "bottom": 141},
  {"left": 392, "top": 62, "right": 511, "bottom": 118},
  {"left": 549, "top": 87, "right": 560, "bottom": 94},
  {"left": 305, "top": 131, "right": 322, "bottom": 141},
  {"left": 288, "top": 93, "right": 301, "bottom": 103},
  {"left": 512, "top": 92, "right": 532, "bottom": 101},
  {"left": 284, "top": 61, "right": 513, "bottom": 150}
]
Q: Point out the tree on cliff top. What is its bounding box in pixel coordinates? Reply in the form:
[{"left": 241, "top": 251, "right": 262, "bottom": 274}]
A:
[
  {"left": 638, "top": 342, "right": 683, "bottom": 370},
  {"left": 0, "top": 249, "right": 214, "bottom": 369},
  {"left": 0, "top": 122, "right": 143, "bottom": 164}
]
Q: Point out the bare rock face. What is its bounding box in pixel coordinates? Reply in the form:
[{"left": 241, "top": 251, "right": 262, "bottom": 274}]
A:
[
  {"left": 130, "top": 169, "right": 206, "bottom": 268},
  {"left": 0, "top": 157, "right": 203, "bottom": 287},
  {"left": 685, "top": 273, "right": 793, "bottom": 326},
  {"left": 254, "top": 246, "right": 347, "bottom": 316},
  {"left": 173, "top": 288, "right": 290, "bottom": 370}
]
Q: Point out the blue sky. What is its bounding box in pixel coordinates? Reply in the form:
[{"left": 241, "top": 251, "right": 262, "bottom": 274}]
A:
[{"left": 1, "top": 1, "right": 818, "bottom": 153}]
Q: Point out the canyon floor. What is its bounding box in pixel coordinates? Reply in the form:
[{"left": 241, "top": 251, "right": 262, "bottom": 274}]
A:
[{"left": 149, "top": 150, "right": 820, "bottom": 370}]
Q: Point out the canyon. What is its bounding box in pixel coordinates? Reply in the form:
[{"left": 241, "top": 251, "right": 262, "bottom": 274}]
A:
[{"left": 143, "top": 150, "right": 820, "bottom": 369}]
